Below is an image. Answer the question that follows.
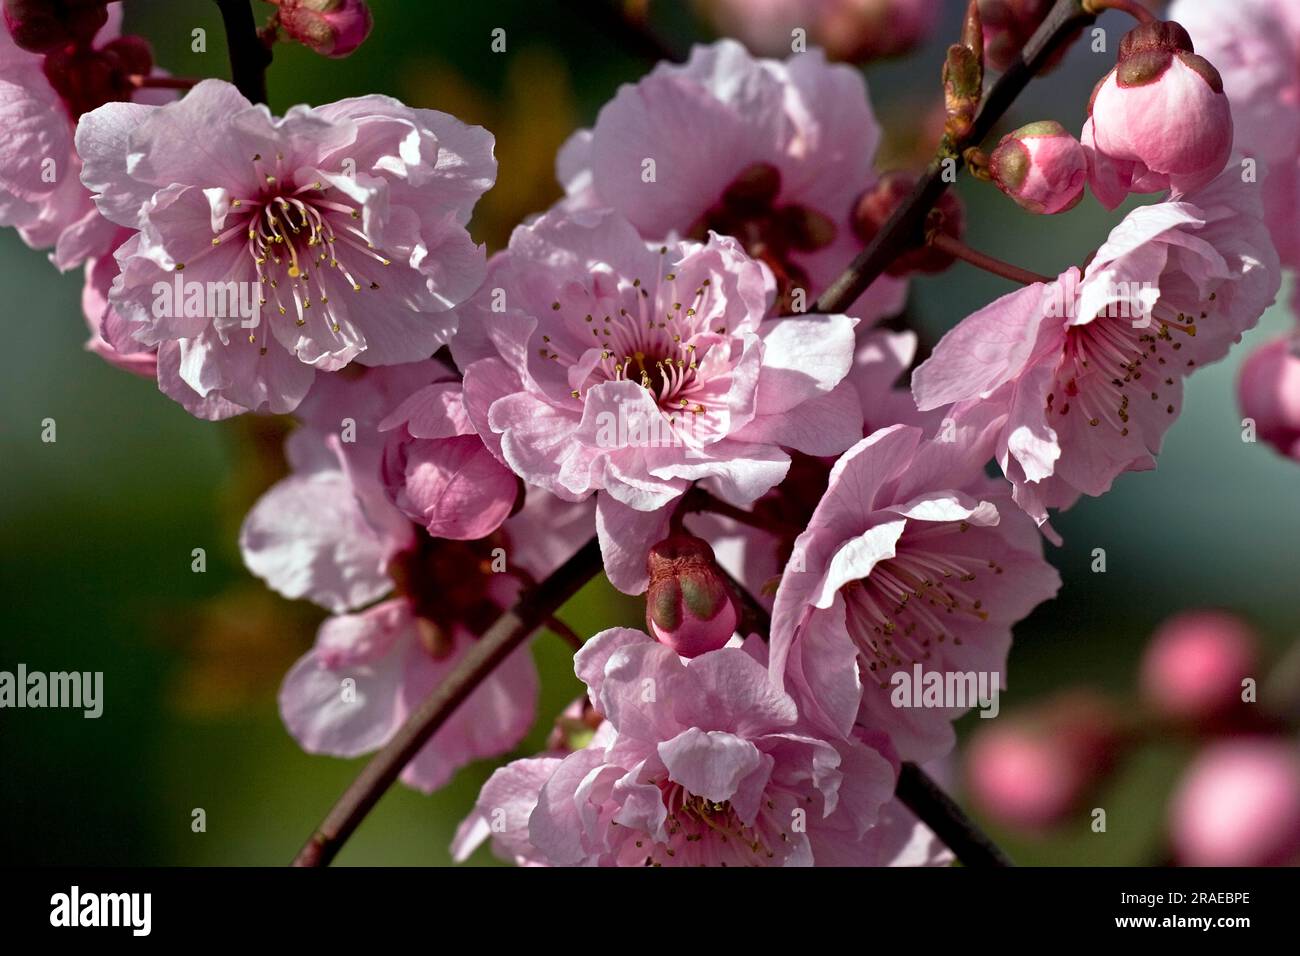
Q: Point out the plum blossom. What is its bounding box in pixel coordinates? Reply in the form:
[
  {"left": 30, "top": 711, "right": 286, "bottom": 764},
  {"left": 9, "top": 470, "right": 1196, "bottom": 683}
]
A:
[
  {"left": 0, "top": 4, "right": 157, "bottom": 269},
  {"left": 769, "top": 422, "right": 1062, "bottom": 762},
  {"left": 240, "top": 367, "right": 590, "bottom": 792},
  {"left": 555, "top": 39, "right": 906, "bottom": 321},
  {"left": 912, "top": 170, "right": 1281, "bottom": 524},
  {"left": 452, "top": 627, "right": 900, "bottom": 866},
  {"left": 76, "top": 79, "right": 495, "bottom": 415},
  {"left": 452, "top": 207, "right": 864, "bottom": 594},
  {"left": 1082, "top": 20, "right": 1233, "bottom": 209}
]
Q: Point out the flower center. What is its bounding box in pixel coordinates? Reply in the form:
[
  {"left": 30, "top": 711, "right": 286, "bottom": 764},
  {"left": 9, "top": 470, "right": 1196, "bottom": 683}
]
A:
[
  {"left": 387, "top": 529, "right": 507, "bottom": 654},
  {"left": 688, "top": 163, "right": 836, "bottom": 314},
  {"left": 629, "top": 781, "right": 785, "bottom": 866},
  {"left": 195, "top": 153, "right": 393, "bottom": 342},
  {"left": 841, "top": 520, "right": 994, "bottom": 685},
  {"left": 1048, "top": 296, "right": 1212, "bottom": 433}
]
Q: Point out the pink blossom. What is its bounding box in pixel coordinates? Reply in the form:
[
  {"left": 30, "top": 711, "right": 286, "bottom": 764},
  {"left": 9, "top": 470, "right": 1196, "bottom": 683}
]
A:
[
  {"left": 0, "top": 5, "right": 148, "bottom": 269},
  {"left": 452, "top": 207, "right": 864, "bottom": 594},
  {"left": 76, "top": 79, "right": 495, "bottom": 415},
  {"left": 454, "top": 628, "right": 899, "bottom": 866},
  {"left": 240, "top": 374, "right": 591, "bottom": 792},
  {"left": 1140, "top": 610, "right": 1259, "bottom": 724},
  {"left": 769, "top": 422, "right": 1061, "bottom": 762},
  {"left": 964, "top": 692, "right": 1121, "bottom": 830},
  {"left": 555, "top": 40, "right": 906, "bottom": 322},
  {"left": 1238, "top": 335, "right": 1300, "bottom": 462},
  {"left": 1082, "top": 20, "right": 1233, "bottom": 209},
  {"left": 913, "top": 170, "right": 1281, "bottom": 524},
  {"left": 1170, "top": 739, "right": 1300, "bottom": 866},
  {"left": 989, "top": 121, "right": 1086, "bottom": 215}
]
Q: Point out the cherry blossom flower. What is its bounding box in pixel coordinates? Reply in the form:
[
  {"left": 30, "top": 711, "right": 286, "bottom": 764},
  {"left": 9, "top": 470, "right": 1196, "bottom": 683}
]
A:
[
  {"left": 452, "top": 628, "right": 899, "bottom": 866},
  {"left": 76, "top": 79, "right": 495, "bottom": 414},
  {"left": 769, "top": 422, "right": 1061, "bottom": 762},
  {"left": 452, "top": 207, "right": 863, "bottom": 594},
  {"left": 555, "top": 39, "right": 906, "bottom": 321},
  {"left": 240, "top": 368, "right": 590, "bottom": 792},
  {"left": 0, "top": 4, "right": 157, "bottom": 269},
  {"left": 912, "top": 170, "right": 1281, "bottom": 524}
]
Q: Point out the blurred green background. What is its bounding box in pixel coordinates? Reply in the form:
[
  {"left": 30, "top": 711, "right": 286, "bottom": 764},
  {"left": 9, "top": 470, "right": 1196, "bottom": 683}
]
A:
[{"left": 2, "top": 0, "right": 1297, "bottom": 866}]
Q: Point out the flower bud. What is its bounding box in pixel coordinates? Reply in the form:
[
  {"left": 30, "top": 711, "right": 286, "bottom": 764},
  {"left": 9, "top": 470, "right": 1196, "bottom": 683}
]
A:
[
  {"left": 42, "top": 34, "right": 152, "bottom": 118},
  {"left": 381, "top": 430, "right": 522, "bottom": 542},
  {"left": 852, "top": 171, "right": 965, "bottom": 275},
  {"left": 1238, "top": 336, "right": 1300, "bottom": 463},
  {"left": 3, "top": 0, "right": 106, "bottom": 54},
  {"left": 272, "top": 0, "right": 372, "bottom": 59},
  {"left": 1170, "top": 739, "right": 1300, "bottom": 867},
  {"left": 1083, "top": 19, "right": 1233, "bottom": 209},
  {"left": 965, "top": 691, "right": 1122, "bottom": 830},
  {"left": 989, "top": 121, "right": 1086, "bottom": 214},
  {"left": 645, "top": 533, "right": 737, "bottom": 658},
  {"left": 1140, "top": 610, "right": 1259, "bottom": 725}
]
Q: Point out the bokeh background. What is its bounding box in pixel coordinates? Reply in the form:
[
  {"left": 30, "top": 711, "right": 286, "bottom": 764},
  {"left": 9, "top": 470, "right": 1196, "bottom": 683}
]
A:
[{"left": 2, "top": 0, "right": 1297, "bottom": 866}]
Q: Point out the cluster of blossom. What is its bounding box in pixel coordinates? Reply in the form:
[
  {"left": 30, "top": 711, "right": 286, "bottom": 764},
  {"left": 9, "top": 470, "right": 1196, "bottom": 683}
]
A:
[
  {"left": 3, "top": 1, "right": 1290, "bottom": 866},
  {"left": 965, "top": 609, "right": 1300, "bottom": 867}
]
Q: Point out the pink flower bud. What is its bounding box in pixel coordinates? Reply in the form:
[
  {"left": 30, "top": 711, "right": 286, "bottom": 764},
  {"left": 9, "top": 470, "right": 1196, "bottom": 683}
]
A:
[
  {"left": 3, "top": 0, "right": 106, "bottom": 54},
  {"left": 852, "top": 171, "right": 965, "bottom": 275},
  {"left": 381, "top": 430, "right": 522, "bottom": 542},
  {"left": 990, "top": 120, "right": 1086, "bottom": 214},
  {"left": 1170, "top": 739, "right": 1300, "bottom": 867},
  {"left": 43, "top": 34, "right": 153, "bottom": 118},
  {"left": 1083, "top": 20, "right": 1233, "bottom": 209},
  {"left": 273, "top": 0, "right": 372, "bottom": 59},
  {"left": 645, "top": 533, "right": 738, "bottom": 658},
  {"left": 965, "top": 692, "right": 1122, "bottom": 830},
  {"left": 1141, "top": 610, "right": 1259, "bottom": 725},
  {"left": 1238, "top": 336, "right": 1300, "bottom": 463}
]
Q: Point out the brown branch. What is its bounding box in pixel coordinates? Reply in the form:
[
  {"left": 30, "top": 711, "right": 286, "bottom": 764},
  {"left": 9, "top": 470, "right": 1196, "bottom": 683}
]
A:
[
  {"left": 931, "top": 232, "right": 1053, "bottom": 285},
  {"left": 292, "top": 537, "right": 604, "bottom": 867},
  {"left": 213, "top": 0, "right": 272, "bottom": 105},
  {"left": 815, "top": 0, "right": 1096, "bottom": 314},
  {"left": 896, "top": 763, "right": 1015, "bottom": 866}
]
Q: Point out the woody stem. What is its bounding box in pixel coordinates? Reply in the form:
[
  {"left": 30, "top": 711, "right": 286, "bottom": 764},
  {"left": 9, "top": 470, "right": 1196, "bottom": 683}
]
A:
[{"left": 931, "top": 233, "right": 1054, "bottom": 286}]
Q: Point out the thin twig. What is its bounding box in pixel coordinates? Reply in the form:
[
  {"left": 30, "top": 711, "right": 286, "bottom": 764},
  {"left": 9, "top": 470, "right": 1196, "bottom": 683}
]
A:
[
  {"left": 292, "top": 538, "right": 603, "bottom": 867},
  {"left": 815, "top": 0, "right": 1096, "bottom": 314},
  {"left": 931, "top": 232, "right": 1053, "bottom": 285},
  {"left": 213, "top": 0, "right": 272, "bottom": 105}
]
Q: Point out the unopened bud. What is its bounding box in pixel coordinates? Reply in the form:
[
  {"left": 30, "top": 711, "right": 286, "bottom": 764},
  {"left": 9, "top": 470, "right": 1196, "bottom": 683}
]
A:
[
  {"left": 3, "top": 0, "right": 106, "bottom": 54},
  {"left": 1238, "top": 336, "right": 1300, "bottom": 463},
  {"left": 272, "top": 0, "right": 373, "bottom": 59},
  {"left": 645, "top": 533, "right": 737, "bottom": 658},
  {"left": 989, "top": 121, "right": 1086, "bottom": 214}
]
